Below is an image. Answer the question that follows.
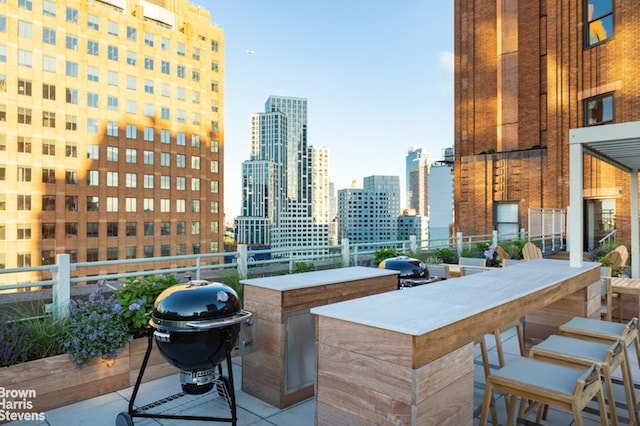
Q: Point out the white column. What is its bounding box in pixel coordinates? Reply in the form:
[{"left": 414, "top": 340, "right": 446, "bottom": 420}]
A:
[
  {"left": 569, "top": 143, "right": 583, "bottom": 267},
  {"left": 631, "top": 171, "right": 639, "bottom": 278}
]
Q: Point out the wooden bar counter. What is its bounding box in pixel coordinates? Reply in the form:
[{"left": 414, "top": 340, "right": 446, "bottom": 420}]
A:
[
  {"left": 311, "top": 259, "right": 600, "bottom": 425},
  {"left": 241, "top": 266, "right": 399, "bottom": 408}
]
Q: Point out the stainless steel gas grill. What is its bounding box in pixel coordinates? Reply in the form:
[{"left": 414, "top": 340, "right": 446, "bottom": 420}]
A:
[{"left": 116, "top": 280, "right": 252, "bottom": 426}]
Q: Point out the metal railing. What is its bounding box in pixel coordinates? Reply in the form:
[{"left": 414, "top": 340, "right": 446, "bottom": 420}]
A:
[{"left": 0, "top": 229, "right": 565, "bottom": 318}]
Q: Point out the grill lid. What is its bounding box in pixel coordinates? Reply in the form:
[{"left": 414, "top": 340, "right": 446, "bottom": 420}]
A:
[{"left": 152, "top": 280, "right": 241, "bottom": 323}]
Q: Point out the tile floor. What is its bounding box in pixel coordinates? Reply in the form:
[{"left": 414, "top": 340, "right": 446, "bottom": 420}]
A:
[{"left": 5, "top": 326, "right": 639, "bottom": 425}]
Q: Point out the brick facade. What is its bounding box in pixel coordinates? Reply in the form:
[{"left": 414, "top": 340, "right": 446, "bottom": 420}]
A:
[{"left": 455, "top": 0, "right": 640, "bottom": 246}]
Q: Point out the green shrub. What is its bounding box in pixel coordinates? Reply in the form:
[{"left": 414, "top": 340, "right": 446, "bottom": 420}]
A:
[
  {"left": 292, "top": 261, "right": 316, "bottom": 274},
  {"left": 221, "top": 273, "right": 243, "bottom": 302},
  {"left": 431, "top": 248, "right": 458, "bottom": 264},
  {"left": 374, "top": 248, "right": 405, "bottom": 265},
  {"left": 116, "top": 275, "right": 180, "bottom": 338}
]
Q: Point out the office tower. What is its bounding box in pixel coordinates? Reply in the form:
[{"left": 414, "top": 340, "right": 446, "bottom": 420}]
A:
[
  {"left": 0, "top": 0, "right": 224, "bottom": 282},
  {"left": 337, "top": 176, "right": 401, "bottom": 248},
  {"left": 405, "top": 147, "right": 430, "bottom": 216},
  {"left": 455, "top": 1, "right": 639, "bottom": 249},
  {"left": 236, "top": 96, "right": 329, "bottom": 255},
  {"left": 427, "top": 161, "right": 454, "bottom": 247}
]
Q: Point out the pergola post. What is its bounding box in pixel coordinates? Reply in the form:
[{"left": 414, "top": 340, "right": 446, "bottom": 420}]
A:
[
  {"left": 631, "top": 171, "right": 639, "bottom": 277},
  {"left": 569, "top": 142, "right": 584, "bottom": 268}
]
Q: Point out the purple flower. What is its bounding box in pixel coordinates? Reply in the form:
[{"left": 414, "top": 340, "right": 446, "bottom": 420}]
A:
[
  {"left": 484, "top": 245, "right": 496, "bottom": 260},
  {"left": 128, "top": 302, "right": 142, "bottom": 311}
]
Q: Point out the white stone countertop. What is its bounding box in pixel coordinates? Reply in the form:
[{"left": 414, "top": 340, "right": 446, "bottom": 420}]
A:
[
  {"left": 310, "top": 259, "right": 600, "bottom": 336},
  {"left": 240, "top": 265, "right": 399, "bottom": 291}
]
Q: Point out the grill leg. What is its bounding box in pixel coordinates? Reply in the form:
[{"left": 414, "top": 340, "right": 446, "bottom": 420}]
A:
[{"left": 128, "top": 327, "right": 154, "bottom": 414}]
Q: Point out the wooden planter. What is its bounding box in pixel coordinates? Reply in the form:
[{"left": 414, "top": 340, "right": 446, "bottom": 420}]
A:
[{"left": 0, "top": 337, "right": 176, "bottom": 415}]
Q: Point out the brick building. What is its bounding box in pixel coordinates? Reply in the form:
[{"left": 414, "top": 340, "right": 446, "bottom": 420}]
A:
[
  {"left": 454, "top": 0, "right": 640, "bottom": 250},
  {"left": 0, "top": 0, "right": 224, "bottom": 284}
]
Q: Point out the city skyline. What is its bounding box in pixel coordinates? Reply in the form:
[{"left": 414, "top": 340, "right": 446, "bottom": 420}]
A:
[{"left": 204, "top": 1, "right": 454, "bottom": 220}]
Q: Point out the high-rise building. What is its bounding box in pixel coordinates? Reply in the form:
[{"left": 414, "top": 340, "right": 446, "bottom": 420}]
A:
[
  {"left": 405, "top": 147, "right": 430, "bottom": 216},
  {"left": 236, "top": 96, "right": 329, "bottom": 255},
  {"left": 427, "top": 161, "right": 454, "bottom": 247},
  {"left": 337, "top": 176, "right": 401, "bottom": 248},
  {"left": 455, "top": 0, "right": 639, "bottom": 249},
  {"left": 0, "top": 0, "right": 224, "bottom": 282}
]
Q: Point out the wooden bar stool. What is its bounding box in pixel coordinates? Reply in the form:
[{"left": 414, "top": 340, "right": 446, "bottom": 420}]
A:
[
  {"left": 473, "top": 319, "right": 526, "bottom": 423},
  {"left": 479, "top": 357, "right": 609, "bottom": 426},
  {"left": 530, "top": 335, "right": 634, "bottom": 426},
  {"left": 558, "top": 317, "right": 640, "bottom": 424}
]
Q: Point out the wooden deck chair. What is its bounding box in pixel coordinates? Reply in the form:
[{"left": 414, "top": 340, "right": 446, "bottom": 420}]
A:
[
  {"left": 522, "top": 242, "right": 542, "bottom": 260},
  {"left": 604, "top": 250, "right": 623, "bottom": 269},
  {"left": 614, "top": 245, "right": 629, "bottom": 267},
  {"left": 495, "top": 246, "right": 510, "bottom": 266}
]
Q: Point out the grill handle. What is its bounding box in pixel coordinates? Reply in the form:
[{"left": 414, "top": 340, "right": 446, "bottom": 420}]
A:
[{"left": 185, "top": 310, "right": 253, "bottom": 330}]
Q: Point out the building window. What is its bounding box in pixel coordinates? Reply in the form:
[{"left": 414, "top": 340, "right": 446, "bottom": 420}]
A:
[
  {"left": 108, "top": 71, "right": 119, "bottom": 86},
  {"left": 87, "top": 118, "right": 99, "bottom": 134},
  {"left": 125, "top": 197, "right": 136, "bottom": 212},
  {"left": 107, "top": 248, "right": 118, "bottom": 261},
  {"left": 66, "top": 88, "right": 78, "bottom": 104},
  {"left": 126, "top": 100, "right": 137, "bottom": 114},
  {"left": 19, "top": 0, "right": 32, "bottom": 10},
  {"left": 176, "top": 132, "right": 186, "bottom": 146},
  {"left": 87, "top": 195, "right": 99, "bottom": 211},
  {"left": 43, "top": 0, "right": 56, "bottom": 17},
  {"left": 144, "top": 57, "right": 154, "bottom": 70},
  {"left": 584, "top": 92, "right": 613, "bottom": 126},
  {"left": 144, "top": 246, "right": 154, "bottom": 258},
  {"left": 43, "top": 55, "right": 56, "bottom": 72},
  {"left": 126, "top": 247, "right": 136, "bottom": 260},
  {"left": 66, "top": 7, "right": 78, "bottom": 24},
  {"left": 42, "top": 223, "right": 55, "bottom": 239},
  {"left": 43, "top": 27, "right": 56, "bottom": 45},
  {"left": 176, "top": 155, "right": 186, "bottom": 168},
  {"left": 42, "top": 83, "right": 55, "bottom": 100},
  {"left": 42, "top": 195, "right": 56, "bottom": 211},
  {"left": 106, "top": 197, "right": 118, "bottom": 212},
  {"left": 66, "top": 35, "right": 78, "bottom": 51},
  {"left": 125, "top": 171, "right": 136, "bottom": 186},
  {"left": 17, "top": 194, "right": 31, "bottom": 210},
  {"left": 144, "top": 222, "right": 154, "bottom": 236},
  {"left": 161, "top": 129, "right": 170, "bottom": 143},
  {"left": 87, "top": 144, "right": 99, "bottom": 160},
  {"left": 144, "top": 174, "right": 154, "bottom": 189},
  {"left": 65, "top": 61, "right": 78, "bottom": 77},
  {"left": 108, "top": 96, "right": 118, "bottom": 111},
  {"left": 17, "top": 253, "right": 31, "bottom": 267},
  {"left": 108, "top": 21, "right": 118, "bottom": 36},
  {"left": 127, "top": 26, "right": 136, "bottom": 41},
  {"left": 108, "top": 46, "right": 118, "bottom": 61},
  {"left": 87, "top": 92, "right": 99, "bottom": 107},
  {"left": 42, "top": 168, "right": 55, "bottom": 183},
  {"left": 107, "top": 146, "right": 118, "bottom": 161},
  {"left": 17, "top": 107, "right": 32, "bottom": 124},
  {"left": 176, "top": 176, "right": 186, "bottom": 190},
  {"left": 126, "top": 222, "right": 136, "bottom": 236},
  {"left": 106, "top": 171, "right": 118, "bottom": 187},
  {"left": 65, "top": 144, "right": 77, "bottom": 158},
  {"left": 18, "top": 50, "right": 32, "bottom": 67},
  {"left": 107, "top": 121, "right": 118, "bottom": 136},
  {"left": 211, "top": 40, "right": 219, "bottom": 52},
  {"left": 160, "top": 198, "right": 170, "bottom": 212},
  {"left": 87, "top": 170, "right": 99, "bottom": 187},
  {"left": 17, "top": 137, "right": 31, "bottom": 153},
  {"left": 144, "top": 127, "right": 154, "bottom": 141},
  {"left": 585, "top": 0, "right": 613, "bottom": 47},
  {"left": 18, "top": 21, "right": 33, "bottom": 39},
  {"left": 88, "top": 40, "right": 99, "bottom": 55},
  {"left": 18, "top": 79, "right": 32, "bottom": 96},
  {"left": 177, "top": 65, "right": 185, "bottom": 78},
  {"left": 177, "top": 221, "right": 186, "bottom": 235},
  {"left": 144, "top": 79, "right": 154, "bottom": 94},
  {"left": 126, "top": 124, "right": 137, "bottom": 139},
  {"left": 65, "top": 196, "right": 78, "bottom": 211},
  {"left": 144, "top": 32, "right": 154, "bottom": 46},
  {"left": 87, "top": 66, "right": 99, "bottom": 82},
  {"left": 177, "top": 42, "right": 185, "bottom": 56},
  {"left": 160, "top": 176, "right": 170, "bottom": 189},
  {"left": 88, "top": 14, "right": 99, "bottom": 30},
  {"left": 161, "top": 107, "right": 170, "bottom": 120},
  {"left": 42, "top": 111, "right": 55, "bottom": 127},
  {"left": 161, "top": 60, "right": 170, "bottom": 75},
  {"left": 87, "top": 222, "right": 99, "bottom": 237},
  {"left": 144, "top": 151, "right": 154, "bottom": 165},
  {"left": 87, "top": 248, "right": 99, "bottom": 261},
  {"left": 65, "top": 170, "right": 78, "bottom": 184},
  {"left": 192, "top": 47, "right": 200, "bottom": 60},
  {"left": 65, "top": 115, "right": 77, "bottom": 131},
  {"left": 143, "top": 198, "right": 153, "bottom": 212}
]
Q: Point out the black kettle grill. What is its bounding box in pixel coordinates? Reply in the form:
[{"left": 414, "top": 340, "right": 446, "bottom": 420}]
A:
[{"left": 116, "top": 280, "right": 252, "bottom": 426}]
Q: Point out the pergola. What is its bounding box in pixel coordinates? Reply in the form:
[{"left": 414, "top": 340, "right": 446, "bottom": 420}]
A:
[{"left": 569, "top": 121, "right": 640, "bottom": 277}]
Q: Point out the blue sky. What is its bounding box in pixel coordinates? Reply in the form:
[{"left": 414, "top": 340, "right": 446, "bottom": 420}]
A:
[{"left": 199, "top": 1, "right": 455, "bottom": 220}]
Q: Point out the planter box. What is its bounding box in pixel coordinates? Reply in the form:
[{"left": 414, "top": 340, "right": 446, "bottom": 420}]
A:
[{"left": 0, "top": 337, "right": 176, "bottom": 416}]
